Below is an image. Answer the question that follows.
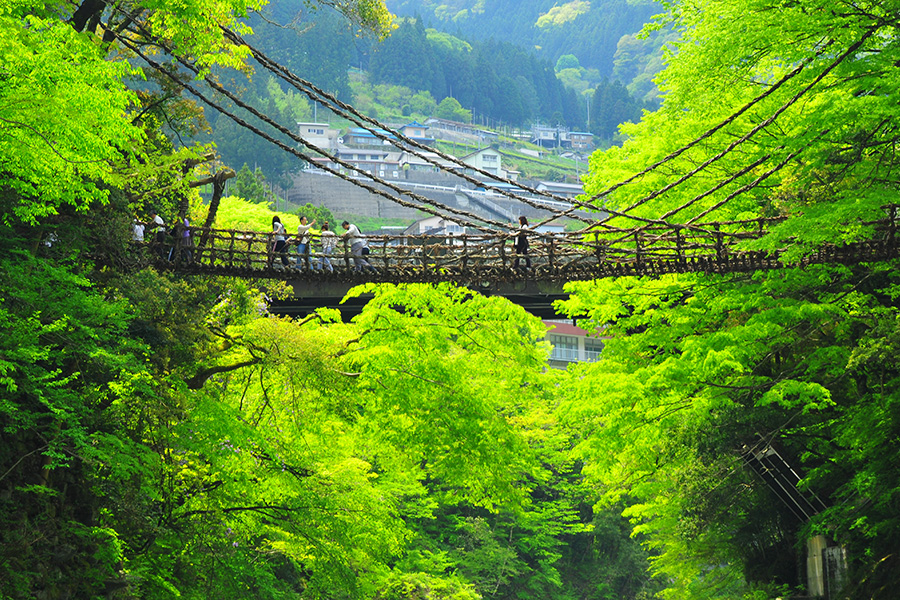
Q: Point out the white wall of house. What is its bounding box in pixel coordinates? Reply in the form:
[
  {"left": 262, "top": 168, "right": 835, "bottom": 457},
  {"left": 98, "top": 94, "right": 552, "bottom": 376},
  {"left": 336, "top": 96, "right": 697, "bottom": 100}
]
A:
[
  {"left": 464, "top": 148, "right": 504, "bottom": 177},
  {"left": 543, "top": 320, "right": 605, "bottom": 367},
  {"left": 297, "top": 122, "right": 338, "bottom": 149},
  {"left": 403, "top": 216, "right": 466, "bottom": 236}
]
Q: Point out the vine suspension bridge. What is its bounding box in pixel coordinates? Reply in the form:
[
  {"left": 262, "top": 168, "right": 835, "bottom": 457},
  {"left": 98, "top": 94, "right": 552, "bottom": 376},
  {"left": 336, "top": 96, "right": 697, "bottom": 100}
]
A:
[
  {"left": 149, "top": 208, "right": 900, "bottom": 288},
  {"left": 104, "top": 12, "right": 900, "bottom": 314}
]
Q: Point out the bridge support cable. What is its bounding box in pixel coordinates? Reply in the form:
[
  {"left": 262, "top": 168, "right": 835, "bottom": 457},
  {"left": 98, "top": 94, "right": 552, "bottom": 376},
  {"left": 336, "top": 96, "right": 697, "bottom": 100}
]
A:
[
  {"left": 220, "top": 27, "right": 584, "bottom": 213},
  {"left": 109, "top": 29, "right": 538, "bottom": 234},
  {"left": 597, "top": 146, "right": 804, "bottom": 247},
  {"left": 101, "top": 4, "right": 878, "bottom": 244},
  {"left": 544, "top": 26, "right": 879, "bottom": 232},
  {"left": 98, "top": 3, "right": 596, "bottom": 229}
]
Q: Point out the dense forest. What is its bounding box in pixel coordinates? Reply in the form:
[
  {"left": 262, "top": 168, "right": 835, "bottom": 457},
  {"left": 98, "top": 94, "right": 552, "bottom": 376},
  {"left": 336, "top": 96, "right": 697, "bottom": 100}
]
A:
[
  {"left": 204, "top": 0, "right": 653, "bottom": 184},
  {"left": 384, "top": 0, "right": 658, "bottom": 78},
  {"left": 6, "top": 2, "right": 900, "bottom": 600},
  {"left": 366, "top": 17, "right": 583, "bottom": 129}
]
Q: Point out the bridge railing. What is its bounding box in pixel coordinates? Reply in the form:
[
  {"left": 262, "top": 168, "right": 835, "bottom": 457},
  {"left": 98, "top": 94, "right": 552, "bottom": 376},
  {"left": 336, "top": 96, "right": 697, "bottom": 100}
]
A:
[{"left": 149, "top": 208, "right": 897, "bottom": 276}]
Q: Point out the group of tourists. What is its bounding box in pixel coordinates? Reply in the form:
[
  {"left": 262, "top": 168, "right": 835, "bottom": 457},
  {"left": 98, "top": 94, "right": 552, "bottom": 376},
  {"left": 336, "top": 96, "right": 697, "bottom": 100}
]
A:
[
  {"left": 133, "top": 210, "right": 193, "bottom": 262},
  {"left": 134, "top": 209, "right": 533, "bottom": 274},
  {"left": 271, "top": 215, "right": 375, "bottom": 273}
]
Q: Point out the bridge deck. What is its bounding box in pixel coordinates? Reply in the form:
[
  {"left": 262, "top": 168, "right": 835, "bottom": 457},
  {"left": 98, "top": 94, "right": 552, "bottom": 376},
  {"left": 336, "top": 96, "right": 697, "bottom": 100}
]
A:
[{"left": 147, "top": 212, "right": 899, "bottom": 286}]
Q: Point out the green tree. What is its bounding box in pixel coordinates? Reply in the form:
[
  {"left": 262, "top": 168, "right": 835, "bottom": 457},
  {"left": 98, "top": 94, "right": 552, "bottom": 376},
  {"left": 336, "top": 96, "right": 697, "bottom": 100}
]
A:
[
  {"left": 232, "top": 163, "right": 271, "bottom": 204},
  {"left": 410, "top": 90, "right": 438, "bottom": 116},
  {"left": 295, "top": 202, "right": 335, "bottom": 227},
  {"left": 435, "top": 97, "right": 472, "bottom": 123},
  {"left": 566, "top": 0, "right": 900, "bottom": 597},
  {"left": 555, "top": 54, "right": 581, "bottom": 72},
  {"left": 589, "top": 79, "right": 644, "bottom": 139}
]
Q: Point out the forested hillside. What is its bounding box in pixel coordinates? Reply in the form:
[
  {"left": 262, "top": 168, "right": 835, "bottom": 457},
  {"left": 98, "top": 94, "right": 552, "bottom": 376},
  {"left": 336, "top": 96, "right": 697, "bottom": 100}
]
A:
[
  {"left": 364, "top": 17, "right": 584, "bottom": 128},
  {"left": 205, "top": 1, "right": 629, "bottom": 185},
  {"left": 385, "top": 0, "right": 658, "bottom": 78}
]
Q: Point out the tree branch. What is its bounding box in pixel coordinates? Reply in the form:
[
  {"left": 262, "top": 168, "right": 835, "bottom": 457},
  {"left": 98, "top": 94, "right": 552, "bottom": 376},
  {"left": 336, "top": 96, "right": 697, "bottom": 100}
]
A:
[{"left": 186, "top": 358, "right": 261, "bottom": 389}]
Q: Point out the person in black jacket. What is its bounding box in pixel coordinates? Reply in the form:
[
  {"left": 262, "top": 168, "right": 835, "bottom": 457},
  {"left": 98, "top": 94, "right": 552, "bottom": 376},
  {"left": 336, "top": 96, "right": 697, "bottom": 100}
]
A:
[{"left": 514, "top": 216, "right": 531, "bottom": 271}]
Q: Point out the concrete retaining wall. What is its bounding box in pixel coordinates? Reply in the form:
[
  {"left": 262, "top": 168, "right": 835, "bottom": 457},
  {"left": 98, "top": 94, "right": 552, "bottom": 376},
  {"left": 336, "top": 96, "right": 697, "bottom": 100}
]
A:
[{"left": 286, "top": 170, "right": 587, "bottom": 225}]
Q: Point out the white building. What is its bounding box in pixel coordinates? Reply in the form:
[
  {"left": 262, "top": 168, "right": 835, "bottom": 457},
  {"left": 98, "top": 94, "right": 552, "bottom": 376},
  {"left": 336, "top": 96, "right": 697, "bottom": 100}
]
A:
[
  {"left": 398, "top": 150, "right": 459, "bottom": 173},
  {"left": 402, "top": 215, "right": 466, "bottom": 237},
  {"left": 535, "top": 181, "right": 583, "bottom": 200},
  {"left": 543, "top": 320, "right": 605, "bottom": 368},
  {"left": 462, "top": 147, "right": 507, "bottom": 178},
  {"left": 296, "top": 122, "right": 340, "bottom": 150}
]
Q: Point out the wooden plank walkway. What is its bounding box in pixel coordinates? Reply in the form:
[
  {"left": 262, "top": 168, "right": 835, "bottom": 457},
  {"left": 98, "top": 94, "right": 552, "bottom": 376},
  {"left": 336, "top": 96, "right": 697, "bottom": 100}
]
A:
[{"left": 144, "top": 211, "right": 900, "bottom": 285}]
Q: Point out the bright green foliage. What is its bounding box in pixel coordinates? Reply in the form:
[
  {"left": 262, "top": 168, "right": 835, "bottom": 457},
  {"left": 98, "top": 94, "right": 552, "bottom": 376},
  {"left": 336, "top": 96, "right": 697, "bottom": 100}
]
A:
[
  {"left": 584, "top": 0, "right": 900, "bottom": 252},
  {"left": 232, "top": 163, "right": 273, "bottom": 204},
  {"left": 0, "top": 11, "right": 142, "bottom": 224},
  {"left": 294, "top": 202, "right": 336, "bottom": 227},
  {"left": 435, "top": 97, "right": 473, "bottom": 123},
  {"left": 138, "top": 281, "right": 566, "bottom": 597},
  {"left": 214, "top": 194, "right": 300, "bottom": 231},
  {"left": 569, "top": 12, "right": 900, "bottom": 596},
  {"left": 343, "top": 283, "right": 552, "bottom": 509},
  {"left": 558, "top": 261, "right": 900, "bottom": 598},
  {"left": 566, "top": 3, "right": 900, "bottom": 580}
]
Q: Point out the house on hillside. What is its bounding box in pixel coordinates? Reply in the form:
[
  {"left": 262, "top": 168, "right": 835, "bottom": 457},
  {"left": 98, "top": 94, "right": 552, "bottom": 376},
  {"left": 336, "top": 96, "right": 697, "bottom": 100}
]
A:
[
  {"left": 531, "top": 124, "right": 560, "bottom": 147},
  {"left": 324, "top": 148, "right": 399, "bottom": 178},
  {"left": 477, "top": 129, "right": 500, "bottom": 143},
  {"left": 536, "top": 181, "right": 583, "bottom": 200},
  {"left": 398, "top": 121, "right": 436, "bottom": 146},
  {"left": 462, "top": 147, "right": 511, "bottom": 179},
  {"left": 403, "top": 216, "right": 466, "bottom": 237},
  {"left": 567, "top": 131, "right": 594, "bottom": 151},
  {"left": 344, "top": 127, "right": 396, "bottom": 147},
  {"left": 531, "top": 125, "right": 594, "bottom": 150},
  {"left": 296, "top": 122, "right": 340, "bottom": 150},
  {"left": 424, "top": 117, "right": 479, "bottom": 137},
  {"left": 543, "top": 320, "right": 605, "bottom": 368},
  {"left": 398, "top": 150, "right": 459, "bottom": 174}
]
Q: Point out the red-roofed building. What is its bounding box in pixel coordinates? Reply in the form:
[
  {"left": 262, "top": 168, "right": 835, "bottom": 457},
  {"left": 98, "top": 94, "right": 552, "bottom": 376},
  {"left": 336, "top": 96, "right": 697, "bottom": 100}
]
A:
[{"left": 543, "top": 319, "right": 605, "bottom": 368}]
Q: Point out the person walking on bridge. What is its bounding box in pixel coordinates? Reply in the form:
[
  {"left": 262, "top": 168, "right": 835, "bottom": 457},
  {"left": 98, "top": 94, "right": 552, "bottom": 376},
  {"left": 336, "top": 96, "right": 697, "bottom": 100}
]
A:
[
  {"left": 272, "top": 215, "right": 289, "bottom": 269},
  {"left": 318, "top": 222, "right": 336, "bottom": 273},
  {"left": 341, "top": 221, "right": 375, "bottom": 272},
  {"left": 295, "top": 214, "right": 316, "bottom": 269},
  {"left": 514, "top": 215, "right": 532, "bottom": 271},
  {"left": 148, "top": 209, "right": 167, "bottom": 259}
]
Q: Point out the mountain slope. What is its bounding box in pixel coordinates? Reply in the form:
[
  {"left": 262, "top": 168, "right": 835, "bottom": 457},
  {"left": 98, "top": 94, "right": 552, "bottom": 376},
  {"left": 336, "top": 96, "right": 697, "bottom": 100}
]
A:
[{"left": 385, "top": 0, "right": 659, "bottom": 77}]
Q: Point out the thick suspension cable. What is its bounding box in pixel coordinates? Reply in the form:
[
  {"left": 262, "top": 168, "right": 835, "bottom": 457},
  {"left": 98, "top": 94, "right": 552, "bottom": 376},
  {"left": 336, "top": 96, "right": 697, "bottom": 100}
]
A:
[
  {"left": 550, "top": 29, "right": 875, "bottom": 231},
  {"left": 104, "top": 7, "right": 602, "bottom": 230},
  {"left": 100, "top": 4, "right": 877, "bottom": 241},
  {"left": 222, "top": 27, "right": 582, "bottom": 211},
  {"left": 108, "top": 29, "right": 532, "bottom": 232}
]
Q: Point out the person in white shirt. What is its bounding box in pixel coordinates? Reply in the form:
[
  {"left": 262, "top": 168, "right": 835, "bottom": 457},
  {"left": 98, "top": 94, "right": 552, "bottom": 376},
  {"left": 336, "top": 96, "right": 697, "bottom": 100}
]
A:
[
  {"left": 295, "top": 215, "right": 316, "bottom": 269},
  {"left": 272, "top": 215, "right": 289, "bottom": 268},
  {"left": 132, "top": 218, "right": 145, "bottom": 242},
  {"left": 148, "top": 210, "right": 166, "bottom": 258},
  {"left": 317, "top": 222, "right": 337, "bottom": 273},
  {"left": 341, "top": 221, "right": 375, "bottom": 272}
]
